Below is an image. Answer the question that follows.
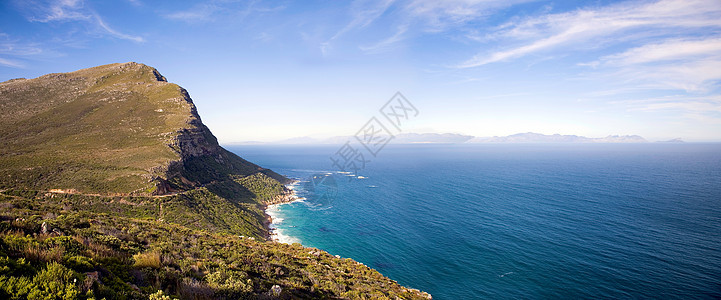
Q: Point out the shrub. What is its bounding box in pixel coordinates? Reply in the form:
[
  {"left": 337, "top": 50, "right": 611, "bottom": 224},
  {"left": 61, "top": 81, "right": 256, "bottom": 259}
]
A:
[
  {"left": 28, "top": 262, "right": 81, "bottom": 300},
  {"left": 149, "top": 289, "right": 176, "bottom": 300},
  {"left": 178, "top": 277, "right": 213, "bottom": 299},
  {"left": 133, "top": 251, "right": 161, "bottom": 269},
  {"left": 23, "top": 245, "right": 64, "bottom": 263},
  {"left": 43, "top": 236, "right": 85, "bottom": 256},
  {"left": 93, "top": 235, "right": 122, "bottom": 250},
  {"left": 83, "top": 239, "right": 118, "bottom": 259},
  {"left": 0, "top": 275, "right": 34, "bottom": 299},
  {"left": 2, "top": 232, "right": 38, "bottom": 254},
  {"left": 205, "top": 269, "right": 253, "bottom": 296},
  {"left": 54, "top": 214, "right": 90, "bottom": 229},
  {"left": 64, "top": 255, "right": 94, "bottom": 272},
  {"left": 0, "top": 257, "right": 34, "bottom": 278}
]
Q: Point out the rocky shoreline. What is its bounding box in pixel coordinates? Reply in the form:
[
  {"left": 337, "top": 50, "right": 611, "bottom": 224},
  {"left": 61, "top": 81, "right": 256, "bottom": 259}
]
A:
[{"left": 264, "top": 179, "right": 300, "bottom": 241}]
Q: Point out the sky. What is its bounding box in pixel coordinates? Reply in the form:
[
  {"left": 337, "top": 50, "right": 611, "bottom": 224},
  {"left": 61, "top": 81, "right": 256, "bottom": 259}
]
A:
[{"left": 1, "top": 0, "right": 720, "bottom": 142}]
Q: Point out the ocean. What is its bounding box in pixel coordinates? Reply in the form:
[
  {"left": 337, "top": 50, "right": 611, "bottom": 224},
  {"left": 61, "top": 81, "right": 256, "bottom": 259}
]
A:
[{"left": 226, "top": 143, "right": 721, "bottom": 299}]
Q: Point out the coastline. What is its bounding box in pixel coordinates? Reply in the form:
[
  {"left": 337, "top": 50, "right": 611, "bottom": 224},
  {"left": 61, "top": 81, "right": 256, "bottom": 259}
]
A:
[
  {"left": 262, "top": 176, "right": 433, "bottom": 299},
  {"left": 264, "top": 179, "right": 303, "bottom": 244}
]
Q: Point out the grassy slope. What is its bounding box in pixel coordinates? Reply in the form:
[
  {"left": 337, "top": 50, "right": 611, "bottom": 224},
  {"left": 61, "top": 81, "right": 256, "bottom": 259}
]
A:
[
  {"left": 0, "top": 62, "right": 288, "bottom": 194},
  {"left": 0, "top": 63, "right": 430, "bottom": 299},
  {"left": 0, "top": 192, "right": 430, "bottom": 299},
  {"left": 0, "top": 62, "right": 289, "bottom": 239},
  {"left": 0, "top": 63, "right": 182, "bottom": 193}
]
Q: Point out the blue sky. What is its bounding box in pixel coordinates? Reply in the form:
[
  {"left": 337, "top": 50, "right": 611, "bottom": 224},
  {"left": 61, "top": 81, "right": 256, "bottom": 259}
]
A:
[{"left": 1, "top": 0, "right": 720, "bottom": 142}]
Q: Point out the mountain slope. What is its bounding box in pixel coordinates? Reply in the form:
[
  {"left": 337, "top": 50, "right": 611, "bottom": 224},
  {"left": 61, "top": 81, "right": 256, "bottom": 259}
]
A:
[
  {"left": 0, "top": 63, "right": 431, "bottom": 299},
  {"left": 0, "top": 62, "right": 287, "bottom": 195}
]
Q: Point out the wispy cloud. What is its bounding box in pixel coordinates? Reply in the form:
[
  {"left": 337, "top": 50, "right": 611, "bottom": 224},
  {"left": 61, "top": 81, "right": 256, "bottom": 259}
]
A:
[
  {"left": 0, "top": 39, "right": 44, "bottom": 57},
  {"left": 19, "top": 0, "right": 144, "bottom": 42},
  {"left": 404, "top": 0, "right": 536, "bottom": 32},
  {"left": 94, "top": 15, "right": 144, "bottom": 43},
  {"left": 325, "top": 0, "right": 533, "bottom": 55},
  {"left": 359, "top": 25, "right": 408, "bottom": 54},
  {"left": 164, "top": 3, "right": 219, "bottom": 22},
  {"left": 457, "top": 0, "right": 721, "bottom": 68},
  {"left": 164, "top": 1, "right": 286, "bottom": 24},
  {"left": 610, "top": 94, "right": 721, "bottom": 125},
  {"left": 28, "top": 0, "right": 91, "bottom": 22},
  {"left": 0, "top": 57, "right": 24, "bottom": 68},
  {"left": 336, "top": 0, "right": 396, "bottom": 39},
  {"left": 322, "top": 0, "right": 396, "bottom": 55},
  {"left": 681, "top": 112, "right": 721, "bottom": 125},
  {"left": 0, "top": 33, "right": 48, "bottom": 69},
  {"left": 579, "top": 37, "right": 721, "bottom": 93},
  {"left": 613, "top": 59, "right": 721, "bottom": 93},
  {"left": 635, "top": 100, "right": 721, "bottom": 113},
  {"left": 597, "top": 38, "right": 721, "bottom": 66}
]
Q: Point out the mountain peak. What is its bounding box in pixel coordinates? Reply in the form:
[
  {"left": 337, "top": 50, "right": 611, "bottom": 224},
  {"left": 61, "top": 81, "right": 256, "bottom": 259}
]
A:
[{"left": 0, "top": 63, "right": 286, "bottom": 196}]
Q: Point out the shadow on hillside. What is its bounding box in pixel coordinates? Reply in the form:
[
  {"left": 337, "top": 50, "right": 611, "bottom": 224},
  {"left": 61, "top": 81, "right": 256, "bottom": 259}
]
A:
[{"left": 205, "top": 179, "right": 257, "bottom": 204}]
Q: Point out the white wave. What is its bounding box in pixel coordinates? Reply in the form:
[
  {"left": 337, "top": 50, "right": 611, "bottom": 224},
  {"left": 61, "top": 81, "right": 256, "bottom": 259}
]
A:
[
  {"left": 499, "top": 272, "right": 514, "bottom": 277},
  {"left": 266, "top": 204, "right": 284, "bottom": 224},
  {"left": 266, "top": 199, "right": 302, "bottom": 245},
  {"left": 270, "top": 228, "right": 302, "bottom": 245},
  {"left": 290, "top": 169, "right": 334, "bottom": 173},
  {"left": 266, "top": 203, "right": 281, "bottom": 213}
]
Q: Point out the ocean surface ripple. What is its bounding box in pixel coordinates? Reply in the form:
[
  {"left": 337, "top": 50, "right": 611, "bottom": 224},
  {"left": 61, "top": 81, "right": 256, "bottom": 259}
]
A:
[{"left": 228, "top": 144, "right": 721, "bottom": 299}]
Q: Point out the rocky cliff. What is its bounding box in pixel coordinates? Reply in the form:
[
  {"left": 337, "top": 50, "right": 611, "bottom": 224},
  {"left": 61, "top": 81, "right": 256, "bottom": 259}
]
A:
[{"left": 0, "top": 62, "right": 287, "bottom": 196}]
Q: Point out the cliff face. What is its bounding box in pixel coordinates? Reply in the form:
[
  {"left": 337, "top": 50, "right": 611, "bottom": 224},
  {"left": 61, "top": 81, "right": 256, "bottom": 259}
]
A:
[
  {"left": 173, "top": 88, "right": 221, "bottom": 158},
  {"left": 0, "top": 62, "right": 287, "bottom": 195}
]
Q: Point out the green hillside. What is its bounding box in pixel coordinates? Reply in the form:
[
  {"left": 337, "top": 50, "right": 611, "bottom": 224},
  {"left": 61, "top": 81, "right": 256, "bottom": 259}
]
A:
[
  {"left": 0, "top": 62, "right": 287, "bottom": 194},
  {"left": 0, "top": 63, "right": 431, "bottom": 299}
]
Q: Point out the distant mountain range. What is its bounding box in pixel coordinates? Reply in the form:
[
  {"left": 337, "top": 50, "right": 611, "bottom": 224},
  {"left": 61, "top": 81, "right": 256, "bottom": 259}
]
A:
[
  {"left": 658, "top": 138, "right": 684, "bottom": 143},
  {"left": 467, "top": 132, "right": 649, "bottom": 143},
  {"left": 238, "top": 132, "right": 652, "bottom": 144}
]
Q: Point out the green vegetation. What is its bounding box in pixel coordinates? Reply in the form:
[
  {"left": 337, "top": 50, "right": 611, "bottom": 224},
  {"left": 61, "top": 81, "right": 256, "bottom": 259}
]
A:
[
  {"left": 0, "top": 62, "right": 291, "bottom": 238},
  {"left": 0, "top": 193, "right": 430, "bottom": 299},
  {"left": 0, "top": 63, "right": 430, "bottom": 299},
  {"left": 0, "top": 62, "right": 288, "bottom": 195},
  {"left": 0, "top": 63, "right": 182, "bottom": 194}
]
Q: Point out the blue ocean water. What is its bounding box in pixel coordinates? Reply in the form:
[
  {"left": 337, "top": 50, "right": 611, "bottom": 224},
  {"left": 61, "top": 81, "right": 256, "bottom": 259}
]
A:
[{"left": 226, "top": 143, "right": 721, "bottom": 299}]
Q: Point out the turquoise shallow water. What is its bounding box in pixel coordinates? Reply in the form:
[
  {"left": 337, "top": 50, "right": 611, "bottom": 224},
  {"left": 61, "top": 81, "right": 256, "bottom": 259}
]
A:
[{"left": 227, "top": 143, "right": 721, "bottom": 299}]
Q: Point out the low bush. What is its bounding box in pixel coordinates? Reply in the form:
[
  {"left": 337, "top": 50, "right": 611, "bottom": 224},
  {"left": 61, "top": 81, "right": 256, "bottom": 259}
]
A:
[{"left": 133, "top": 251, "right": 161, "bottom": 269}]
